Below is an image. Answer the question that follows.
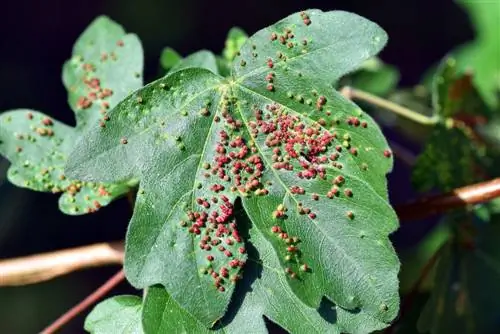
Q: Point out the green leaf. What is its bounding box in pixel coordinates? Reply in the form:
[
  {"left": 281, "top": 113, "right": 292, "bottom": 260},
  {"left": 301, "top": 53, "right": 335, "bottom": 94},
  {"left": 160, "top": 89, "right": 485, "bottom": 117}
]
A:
[
  {"left": 85, "top": 295, "right": 143, "bottom": 334},
  {"left": 66, "top": 9, "right": 399, "bottom": 330},
  {"left": 170, "top": 50, "right": 219, "bottom": 75},
  {"left": 143, "top": 213, "right": 392, "bottom": 333},
  {"left": 160, "top": 47, "right": 182, "bottom": 71},
  {"left": 418, "top": 216, "right": 500, "bottom": 334},
  {"left": 0, "top": 110, "right": 130, "bottom": 214},
  {"left": 443, "top": 1, "right": 500, "bottom": 108},
  {"left": 143, "top": 286, "right": 211, "bottom": 333},
  {"left": 62, "top": 15, "right": 144, "bottom": 132},
  {"left": 412, "top": 125, "right": 484, "bottom": 192},
  {"left": 222, "top": 27, "right": 249, "bottom": 62},
  {"left": 338, "top": 57, "right": 399, "bottom": 96},
  {"left": 0, "top": 16, "right": 143, "bottom": 215},
  {"left": 412, "top": 58, "right": 488, "bottom": 192},
  {"left": 431, "top": 58, "right": 490, "bottom": 119}
]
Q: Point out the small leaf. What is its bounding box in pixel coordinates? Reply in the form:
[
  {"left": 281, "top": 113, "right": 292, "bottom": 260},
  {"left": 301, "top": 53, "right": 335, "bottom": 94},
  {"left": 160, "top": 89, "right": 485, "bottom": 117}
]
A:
[
  {"left": 0, "top": 16, "right": 143, "bottom": 215},
  {"left": 432, "top": 58, "right": 490, "bottom": 119},
  {"left": 170, "top": 50, "right": 219, "bottom": 75},
  {"left": 438, "top": 1, "right": 500, "bottom": 107},
  {"left": 85, "top": 295, "right": 143, "bottom": 334},
  {"left": 222, "top": 27, "right": 249, "bottom": 62},
  {"left": 66, "top": 10, "right": 399, "bottom": 330},
  {"left": 160, "top": 47, "right": 182, "bottom": 71}
]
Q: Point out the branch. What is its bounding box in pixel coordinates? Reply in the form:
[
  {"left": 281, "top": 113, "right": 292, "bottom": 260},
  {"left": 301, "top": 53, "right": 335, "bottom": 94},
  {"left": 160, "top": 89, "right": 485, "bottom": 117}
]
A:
[
  {"left": 41, "top": 269, "right": 125, "bottom": 334},
  {"left": 396, "top": 178, "right": 500, "bottom": 221},
  {"left": 340, "top": 86, "right": 439, "bottom": 126},
  {"left": 0, "top": 242, "right": 123, "bottom": 286}
]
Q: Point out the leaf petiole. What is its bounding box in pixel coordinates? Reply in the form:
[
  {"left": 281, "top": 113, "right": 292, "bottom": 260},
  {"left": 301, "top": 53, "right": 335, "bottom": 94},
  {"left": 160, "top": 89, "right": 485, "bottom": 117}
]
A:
[{"left": 341, "top": 86, "right": 439, "bottom": 126}]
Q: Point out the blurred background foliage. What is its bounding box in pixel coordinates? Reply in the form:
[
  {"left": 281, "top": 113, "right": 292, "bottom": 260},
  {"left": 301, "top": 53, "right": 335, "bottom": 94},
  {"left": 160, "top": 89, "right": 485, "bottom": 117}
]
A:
[{"left": 0, "top": 0, "right": 495, "bottom": 333}]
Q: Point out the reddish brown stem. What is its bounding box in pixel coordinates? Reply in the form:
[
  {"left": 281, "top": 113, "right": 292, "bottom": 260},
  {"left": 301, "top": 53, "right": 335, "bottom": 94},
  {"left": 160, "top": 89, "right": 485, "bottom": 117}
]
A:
[
  {"left": 40, "top": 269, "right": 125, "bottom": 334},
  {"left": 396, "top": 178, "right": 500, "bottom": 221}
]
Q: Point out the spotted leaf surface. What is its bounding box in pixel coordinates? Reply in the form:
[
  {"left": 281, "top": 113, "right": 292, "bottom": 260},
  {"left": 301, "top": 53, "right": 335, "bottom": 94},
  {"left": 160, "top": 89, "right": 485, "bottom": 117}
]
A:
[
  {"left": 0, "top": 16, "right": 142, "bottom": 215},
  {"left": 0, "top": 110, "right": 130, "bottom": 215},
  {"left": 66, "top": 10, "right": 399, "bottom": 330},
  {"left": 85, "top": 295, "right": 144, "bottom": 334},
  {"left": 142, "top": 214, "right": 392, "bottom": 334},
  {"left": 63, "top": 15, "right": 143, "bottom": 132},
  {"left": 412, "top": 58, "right": 488, "bottom": 192}
]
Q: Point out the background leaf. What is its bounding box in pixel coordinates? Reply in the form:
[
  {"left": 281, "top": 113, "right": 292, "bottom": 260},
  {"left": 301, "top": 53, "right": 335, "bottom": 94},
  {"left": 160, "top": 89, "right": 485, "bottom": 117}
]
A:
[
  {"left": 160, "top": 47, "right": 182, "bottom": 72},
  {"left": 412, "top": 58, "right": 488, "bottom": 192},
  {"left": 66, "top": 10, "right": 399, "bottom": 331},
  {"left": 85, "top": 295, "right": 143, "bottom": 334},
  {"left": 222, "top": 27, "right": 249, "bottom": 62}
]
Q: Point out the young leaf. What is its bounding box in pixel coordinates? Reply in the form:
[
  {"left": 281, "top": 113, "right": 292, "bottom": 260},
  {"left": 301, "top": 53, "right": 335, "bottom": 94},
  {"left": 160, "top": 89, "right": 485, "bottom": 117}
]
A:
[
  {"left": 412, "top": 58, "right": 488, "bottom": 192},
  {"left": 160, "top": 47, "right": 182, "bottom": 72},
  {"left": 0, "top": 16, "right": 143, "bottom": 215},
  {"left": 217, "top": 27, "right": 249, "bottom": 77},
  {"left": 85, "top": 295, "right": 143, "bottom": 334},
  {"left": 222, "top": 27, "right": 249, "bottom": 62},
  {"left": 418, "top": 216, "right": 500, "bottom": 334},
  {"left": 170, "top": 50, "right": 219, "bottom": 75},
  {"left": 66, "top": 10, "right": 399, "bottom": 328},
  {"left": 448, "top": 0, "right": 500, "bottom": 108}
]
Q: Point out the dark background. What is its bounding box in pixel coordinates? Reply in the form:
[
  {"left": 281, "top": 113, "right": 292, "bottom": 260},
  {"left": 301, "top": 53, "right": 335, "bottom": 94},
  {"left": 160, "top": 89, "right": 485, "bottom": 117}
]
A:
[{"left": 0, "top": 0, "right": 473, "bottom": 333}]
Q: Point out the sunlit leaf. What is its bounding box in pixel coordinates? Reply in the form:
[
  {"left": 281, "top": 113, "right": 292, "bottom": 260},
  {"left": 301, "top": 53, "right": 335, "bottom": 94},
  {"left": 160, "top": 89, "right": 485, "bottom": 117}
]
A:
[
  {"left": 66, "top": 10, "right": 399, "bottom": 331},
  {"left": 0, "top": 16, "right": 143, "bottom": 214}
]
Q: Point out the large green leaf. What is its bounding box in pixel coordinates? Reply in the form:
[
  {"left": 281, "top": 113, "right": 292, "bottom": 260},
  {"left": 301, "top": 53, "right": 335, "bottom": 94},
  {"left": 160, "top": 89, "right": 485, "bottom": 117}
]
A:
[
  {"left": 418, "top": 216, "right": 500, "bottom": 334},
  {"left": 412, "top": 58, "right": 488, "bottom": 192},
  {"left": 0, "top": 16, "right": 143, "bottom": 214},
  {"left": 85, "top": 295, "right": 144, "bottom": 334},
  {"left": 66, "top": 10, "right": 399, "bottom": 330},
  {"left": 143, "top": 213, "right": 392, "bottom": 333}
]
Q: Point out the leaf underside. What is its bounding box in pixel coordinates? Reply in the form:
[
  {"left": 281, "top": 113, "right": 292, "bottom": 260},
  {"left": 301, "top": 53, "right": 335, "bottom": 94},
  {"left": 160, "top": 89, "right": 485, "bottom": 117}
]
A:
[
  {"left": 67, "top": 10, "right": 399, "bottom": 332},
  {"left": 0, "top": 16, "right": 143, "bottom": 215}
]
